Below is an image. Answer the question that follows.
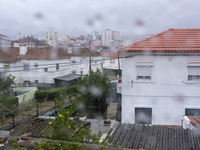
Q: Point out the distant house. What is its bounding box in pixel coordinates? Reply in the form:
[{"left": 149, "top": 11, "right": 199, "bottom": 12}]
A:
[
  {"left": 12, "top": 39, "right": 36, "bottom": 47},
  {"left": 0, "top": 46, "right": 102, "bottom": 86},
  {"left": 101, "top": 51, "right": 122, "bottom": 76},
  {"left": 119, "top": 28, "right": 200, "bottom": 125}
]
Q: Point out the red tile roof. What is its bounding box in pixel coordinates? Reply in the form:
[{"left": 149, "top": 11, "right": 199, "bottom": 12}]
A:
[
  {"left": 0, "top": 47, "right": 101, "bottom": 62},
  {"left": 0, "top": 47, "right": 19, "bottom": 62},
  {"left": 100, "top": 51, "right": 118, "bottom": 58},
  {"left": 14, "top": 39, "right": 35, "bottom": 43},
  {"left": 0, "top": 34, "right": 9, "bottom": 38},
  {"left": 186, "top": 116, "right": 200, "bottom": 127},
  {"left": 119, "top": 28, "right": 200, "bottom": 53}
]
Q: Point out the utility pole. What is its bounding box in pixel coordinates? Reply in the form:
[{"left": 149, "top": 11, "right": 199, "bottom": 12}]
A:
[
  {"left": 118, "top": 52, "right": 120, "bottom": 71},
  {"left": 89, "top": 40, "right": 92, "bottom": 72}
]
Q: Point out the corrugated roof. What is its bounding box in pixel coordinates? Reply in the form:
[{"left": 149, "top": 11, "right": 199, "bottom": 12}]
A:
[
  {"left": 106, "top": 123, "right": 200, "bottom": 150},
  {"left": 119, "top": 28, "right": 200, "bottom": 53},
  {"left": 54, "top": 74, "right": 81, "bottom": 81}
]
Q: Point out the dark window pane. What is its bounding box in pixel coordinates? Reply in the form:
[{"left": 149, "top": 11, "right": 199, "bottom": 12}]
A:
[{"left": 135, "top": 108, "right": 152, "bottom": 124}]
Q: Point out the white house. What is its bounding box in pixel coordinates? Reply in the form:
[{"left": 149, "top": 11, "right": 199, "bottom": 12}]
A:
[
  {"left": 101, "top": 51, "right": 121, "bottom": 70},
  {"left": 0, "top": 46, "right": 102, "bottom": 86},
  {"left": 119, "top": 28, "right": 200, "bottom": 125},
  {"left": 12, "top": 39, "right": 36, "bottom": 47}
]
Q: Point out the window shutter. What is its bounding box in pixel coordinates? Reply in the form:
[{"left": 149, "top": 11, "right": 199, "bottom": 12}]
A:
[
  {"left": 137, "top": 66, "right": 152, "bottom": 76},
  {"left": 188, "top": 66, "right": 200, "bottom": 75}
]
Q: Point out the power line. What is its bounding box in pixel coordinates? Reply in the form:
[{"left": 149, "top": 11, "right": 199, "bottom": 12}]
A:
[{"left": 1, "top": 57, "right": 123, "bottom": 73}]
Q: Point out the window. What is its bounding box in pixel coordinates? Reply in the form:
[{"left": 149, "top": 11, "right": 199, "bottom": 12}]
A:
[
  {"left": 56, "top": 64, "right": 59, "bottom": 70},
  {"left": 110, "top": 59, "right": 115, "bottom": 63},
  {"left": 24, "top": 63, "right": 30, "bottom": 71},
  {"left": 72, "top": 60, "right": 76, "bottom": 63},
  {"left": 34, "top": 63, "right": 38, "bottom": 68},
  {"left": 136, "top": 66, "right": 152, "bottom": 80},
  {"left": 185, "top": 109, "right": 200, "bottom": 116},
  {"left": 4, "top": 64, "right": 10, "bottom": 71},
  {"left": 44, "top": 68, "right": 48, "bottom": 72},
  {"left": 135, "top": 108, "right": 152, "bottom": 124},
  {"left": 188, "top": 66, "right": 200, "bottom": 81}
]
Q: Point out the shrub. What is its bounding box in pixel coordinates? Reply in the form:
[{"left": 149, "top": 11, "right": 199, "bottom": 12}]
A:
[
  {"left": 35, "top": 86, "right": 78, "bottom": 102},
  {"left": 35, "top": 90, "right": 48, "bottom": 103},
  {"left": 0, "top": 96, "right": 18, "bottom": 113},
  {"left": 66, "top": 85, "right": 77, "bottom": 94},
  {"left": 47, "top": 87, "right": 66, "bottom": 101}
]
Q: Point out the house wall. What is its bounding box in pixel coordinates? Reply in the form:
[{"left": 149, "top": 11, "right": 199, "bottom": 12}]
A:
[
  {"left": 122, "top": 55, "right": 200, "bottom": 125},
  {"left": 1, "top": 56, "right": 102, "bottom": 85},
  {"left": 103, "top": 58, "right": 122, "bottom": 70}
]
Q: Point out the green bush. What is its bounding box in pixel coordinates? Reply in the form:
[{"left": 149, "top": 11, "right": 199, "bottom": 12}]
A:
[
  {"left": 0, "top": 96, "right": 18, "bottom": 113},
  {"left": 35, "top": 86, "right": 78, "bottom": 101},
  {"left": 66, "top": 85, "right": 77, "bottom": 94},
  {"left": 47, "top": 87, "right": 66, "bottom": 100},
  {"left": 35, "top": 90, "right": 48, "bottom": 103}
]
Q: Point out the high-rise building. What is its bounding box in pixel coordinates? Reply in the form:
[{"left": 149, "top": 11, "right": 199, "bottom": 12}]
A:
[
  {"left": 102, "top": 29, "right": 120, "bottom": 47},
  {"left": 46, "top": 31, "right": 58, "bottom": 45}
]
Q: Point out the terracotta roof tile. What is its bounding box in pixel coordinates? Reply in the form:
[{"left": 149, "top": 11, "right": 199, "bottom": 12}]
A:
[
  {"left": 0, "top": 47, "right": 19, "bottom": 62},
  {"left": 100, "top": 51, "right": 118, "bottom": 58},
  {"left": 14, "top": 39, "right": 35, "bottom": 43},
  {"left": 186, "top": 116, "right": 200, "bottom": 127},
  {"left": 0, "top": 47, "right": 100, "bottom": 62},
  {"left": 119, "top": 28, "right": 200, "bottom": 53}
]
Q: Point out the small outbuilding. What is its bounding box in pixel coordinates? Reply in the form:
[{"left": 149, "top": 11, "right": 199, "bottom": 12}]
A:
[{"left": 54, "top": 74, "right": 81, "bottom": 87}]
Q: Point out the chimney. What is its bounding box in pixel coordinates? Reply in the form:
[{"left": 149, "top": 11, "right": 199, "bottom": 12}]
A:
[{"left": 19, "top": 46, "right": 27, "bottom": 55}]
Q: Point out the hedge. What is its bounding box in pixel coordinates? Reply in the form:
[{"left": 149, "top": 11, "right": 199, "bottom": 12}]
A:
[
  {"left": 34, "top": 85, "right": 77, "bottom": 102},
  {"left": 35, "top": 90, "right": 48, "bottom": 103},
  {"left": 0, "top": 96, "right": 18, "bottom": 113}
]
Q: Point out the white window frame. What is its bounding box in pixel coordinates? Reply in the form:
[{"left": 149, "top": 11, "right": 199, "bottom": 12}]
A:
[
  {"left": 23, "top": 63, "right": 30, "bottom": 71},
  {"left": 4, "top": 64, "right": 10, "bottom": 71},
  {"left": 56, "top": 64, "right": 59, "bottom": 70},
  {"left": 186, "top": 62, "right": 200, "bottom": 82},
  {"left": 135, "top": 62, "right": 154, "bottom": 82},
  {"left": 110, "top": 59, "right": 115, "bottom": 63}
]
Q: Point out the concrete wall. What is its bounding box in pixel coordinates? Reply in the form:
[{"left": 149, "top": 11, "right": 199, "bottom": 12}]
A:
[
  {"left": 17, "top": 87, "right": 37, "bottom": 103},
  {"left": 122, "top": 55, "right": 200, "bottom": 125}
]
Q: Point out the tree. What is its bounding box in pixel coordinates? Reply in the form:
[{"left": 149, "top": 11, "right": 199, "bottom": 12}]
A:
[
  {"left": 76, "top": 69, "right": 111, "bottom": 118},
  {"left": 0, "top": 72, "right": 15, "bottom": 96},
  {"left": 38, "top": 96, "right": 106, "bottom": 150}
]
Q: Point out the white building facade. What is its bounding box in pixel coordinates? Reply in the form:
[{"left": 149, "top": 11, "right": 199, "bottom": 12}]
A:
[
  {"left": 102, "top": 29, "right": 120, "bottom": 47},
  {"left": 0, "top": 47, "right": 102, "bottom": 85},
  {"left": 119, "top": 28, "right": 200, "bottom": 125}
]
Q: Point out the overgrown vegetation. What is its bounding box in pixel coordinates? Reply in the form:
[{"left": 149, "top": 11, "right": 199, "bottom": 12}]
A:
[
  {"left": 0, "top": 96, "right": 18, "bottom": 113},
  {"left": 38, "top": 95, "right": 107, "bottom": 150},
  {"left": 0, "top": 72, "right": 15, "bottom": 96},
  {"left": 35, "top": 85, "right": 77, "bottom": 102},
  {"left": 76, "top": 69, "right": 111, "bottom": 118}
]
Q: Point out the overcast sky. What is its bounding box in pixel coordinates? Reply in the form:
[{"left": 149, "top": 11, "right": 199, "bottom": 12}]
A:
[{"left": 0, "top": 0, "right": 200, "bottom": 40}]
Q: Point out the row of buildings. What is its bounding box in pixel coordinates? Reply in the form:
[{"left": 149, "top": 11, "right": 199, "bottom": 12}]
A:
[
  {"left": 0, "top": 45, "right": 121, "bottom": 87},
  {"left": 46, "top": 29, "right": 121, "bottom": 48},
  {"left": 2, "top": 28, "right": 200, "bottom": 127}
]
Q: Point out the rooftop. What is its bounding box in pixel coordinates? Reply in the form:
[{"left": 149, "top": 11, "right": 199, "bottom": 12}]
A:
[
  {"left": 119, "top": 28, "right": 200, "bottom": 53},
  {"left": 0, "top": 47, "right": 101, "bottom": 62},
  {"left": 106, "top": 123, "right": 200, "bottom": 150}
]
